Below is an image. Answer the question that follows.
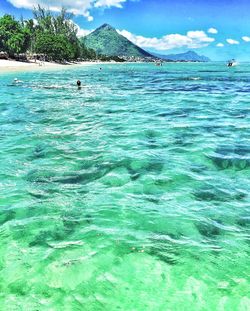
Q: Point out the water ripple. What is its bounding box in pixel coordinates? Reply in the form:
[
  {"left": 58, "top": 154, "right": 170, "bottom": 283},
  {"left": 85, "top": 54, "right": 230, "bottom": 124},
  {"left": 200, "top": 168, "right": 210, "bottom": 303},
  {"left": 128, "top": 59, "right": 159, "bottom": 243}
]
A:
[{"left": 0, "top": 62, "right": 249, "bottom": 310}]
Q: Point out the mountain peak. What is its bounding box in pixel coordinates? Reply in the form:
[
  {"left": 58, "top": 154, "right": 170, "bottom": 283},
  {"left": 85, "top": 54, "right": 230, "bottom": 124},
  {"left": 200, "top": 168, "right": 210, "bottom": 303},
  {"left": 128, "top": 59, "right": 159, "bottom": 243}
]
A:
[
  {"left": 82, "top": 24, "right": 154, "bottom": 58},
  {"left": 186, "top": 51, "right": 197, "bottom": 55},
  {"left": 98, "top": 23, "right": 115, "bottom": 31}
]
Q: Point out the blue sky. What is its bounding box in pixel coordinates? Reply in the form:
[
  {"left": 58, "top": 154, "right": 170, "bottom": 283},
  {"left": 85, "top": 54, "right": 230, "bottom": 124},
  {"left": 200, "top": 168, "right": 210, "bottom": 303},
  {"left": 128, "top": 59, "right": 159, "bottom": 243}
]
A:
[{"left": 1, "top": 0, "right": 250, "bottom": 60}]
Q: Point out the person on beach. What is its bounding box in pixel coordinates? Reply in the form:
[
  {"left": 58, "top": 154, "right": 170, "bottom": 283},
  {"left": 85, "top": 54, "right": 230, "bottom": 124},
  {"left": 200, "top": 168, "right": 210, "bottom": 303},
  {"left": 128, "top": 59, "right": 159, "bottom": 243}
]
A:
[{"left": 77, "top": 80, "right": 81, "bottom": 90}]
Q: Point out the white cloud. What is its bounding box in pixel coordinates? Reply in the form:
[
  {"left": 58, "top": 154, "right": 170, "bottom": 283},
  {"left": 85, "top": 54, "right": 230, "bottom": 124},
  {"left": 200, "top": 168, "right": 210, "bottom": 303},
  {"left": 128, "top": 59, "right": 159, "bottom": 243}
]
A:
[
  {"left": 117, "top": 29, "right": 214, "bottom": 51},
  {"left": 7, "top": 0, "right": 127, "bottom": 20},
  {"left": 242, "top": 36, "right": 250, "bottom": 42},
  {"left": 95, "top": 0, "right": 126, "bottom": 8},
  {"left": 73, "top": 22, "right": 93, "bottom": 37},
  {"left": 69, "top": 19, "right": 94, "bottom": 37},
  {"left": 226, "top": 39, "right": 239, "bottom": 45},
  {"left": 216, "top": 43, "right": 224, "bottom": 47},
  {"left": 208, "top": 28, "right": 218, "bottom": 34}
]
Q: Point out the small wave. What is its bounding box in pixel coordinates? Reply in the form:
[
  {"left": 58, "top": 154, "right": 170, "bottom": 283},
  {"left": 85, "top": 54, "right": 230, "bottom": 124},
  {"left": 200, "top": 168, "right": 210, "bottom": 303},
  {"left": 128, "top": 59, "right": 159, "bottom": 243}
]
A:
[{"left": 189, "top": 77, "right": 201, "bottom": 80}]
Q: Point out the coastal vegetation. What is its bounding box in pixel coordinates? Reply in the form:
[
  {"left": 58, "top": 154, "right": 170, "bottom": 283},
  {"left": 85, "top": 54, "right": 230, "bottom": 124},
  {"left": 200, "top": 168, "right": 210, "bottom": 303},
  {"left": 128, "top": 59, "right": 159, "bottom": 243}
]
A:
[{"left": 0, "top": 6, "right": 97, "bottom": 62}]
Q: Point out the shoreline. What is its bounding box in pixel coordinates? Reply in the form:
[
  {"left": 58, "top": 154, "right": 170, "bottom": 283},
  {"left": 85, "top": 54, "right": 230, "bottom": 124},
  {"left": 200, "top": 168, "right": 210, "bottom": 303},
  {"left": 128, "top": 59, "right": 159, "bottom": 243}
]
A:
[
  {"left": 0, "top": 60, "right": 228, "bottom": 74},
  {"left": 0, "top": 59, "right": 113, "bottom": 74}
]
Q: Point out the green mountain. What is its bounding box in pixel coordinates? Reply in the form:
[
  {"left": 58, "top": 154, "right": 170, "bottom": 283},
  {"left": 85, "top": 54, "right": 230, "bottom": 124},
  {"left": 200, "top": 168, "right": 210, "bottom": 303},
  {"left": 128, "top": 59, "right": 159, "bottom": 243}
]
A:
[
  {"left": 81, "top": 24, "right": 154, "bottom": 58},
  {"left": 153, "top": 51, "right": 211, "bottom": 62}
]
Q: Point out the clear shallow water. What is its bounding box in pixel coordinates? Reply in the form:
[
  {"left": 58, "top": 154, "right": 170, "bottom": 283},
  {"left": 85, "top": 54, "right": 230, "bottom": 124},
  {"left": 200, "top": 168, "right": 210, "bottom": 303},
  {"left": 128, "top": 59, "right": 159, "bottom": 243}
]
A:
[{"left": 0, "top": 63, "right": 249, "bottom": 310}]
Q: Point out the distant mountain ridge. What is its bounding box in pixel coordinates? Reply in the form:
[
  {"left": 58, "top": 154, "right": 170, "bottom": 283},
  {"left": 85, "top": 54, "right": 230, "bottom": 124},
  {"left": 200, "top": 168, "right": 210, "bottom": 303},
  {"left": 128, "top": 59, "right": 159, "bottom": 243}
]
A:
[
  {"left": 153, "top": 51, "right": 211, "bottom": 62},
  {"left": 81, "top": 24, "right": 155, "bottom": 58}
]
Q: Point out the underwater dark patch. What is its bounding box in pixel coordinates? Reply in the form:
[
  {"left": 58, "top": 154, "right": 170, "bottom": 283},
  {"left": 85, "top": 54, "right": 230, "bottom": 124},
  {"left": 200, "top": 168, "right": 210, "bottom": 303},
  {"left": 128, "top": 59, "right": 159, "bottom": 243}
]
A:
[
  {"left": 29, "top": 228, "right": 66, "bottom": 247},
  {"left": 208, "top": 144, "right": 250, "bottom": 170},
  {"left": 237, "top": 217, "right": 250, "bottom": 228},
  {"left": 147, "top": 160, "right": 164, "bottom": 172},
  {"left": 130, "top": 173, "right": 141, "bottom": 181},
  {"left": 54, "top": 174, "right": 84, "bottom": 184},
  {"left": 193, "top": 187, "right": 245, "bottom": 203},
  {"left": 148, "top": 235, "right": 180, "bottom": 265},
  {"left": 196, "top": 222, "right": 221, "bottom": 238},
  {"left": 26, "top": 169, "right": 56, "bottom": 183},
  {"left": 145, "top": 196, "right": 160, "bottom": 204},
  {"left": 190, "top": 164, "right": 208, "bottom": 173},
  {"left": 28, "top": 191, "right": 48, "bottom": 199},
  {"left": 85, "top": 214, "right": 93, "bottom": 224},
  {"left": 62, "top": 217, "right": 81, "bottom": 233},
  {"left": 8, "top": 280, "right": 29, "bottom": 296},
  {"left": 29, "top": 230, "right": 51, "bottom": 247},
  {"left": 32, "top": 144, "right": 48, "bottom": 159},
  {"left": 0, "top": 209, "right": 16, "bottom": 225}
]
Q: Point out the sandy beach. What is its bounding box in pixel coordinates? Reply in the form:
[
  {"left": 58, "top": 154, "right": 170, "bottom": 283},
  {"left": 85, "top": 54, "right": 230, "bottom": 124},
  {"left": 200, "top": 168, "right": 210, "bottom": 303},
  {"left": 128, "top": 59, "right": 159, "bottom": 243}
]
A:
[{"left": 0, "top": 59, "right": 101, "bottom": 73}]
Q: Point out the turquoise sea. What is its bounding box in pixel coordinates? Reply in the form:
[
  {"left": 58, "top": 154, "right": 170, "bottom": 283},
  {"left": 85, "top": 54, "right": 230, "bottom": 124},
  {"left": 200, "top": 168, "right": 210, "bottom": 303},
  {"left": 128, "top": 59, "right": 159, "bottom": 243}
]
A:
[{"left": 0, "top": 63, "right": 249, "bottom": 310}]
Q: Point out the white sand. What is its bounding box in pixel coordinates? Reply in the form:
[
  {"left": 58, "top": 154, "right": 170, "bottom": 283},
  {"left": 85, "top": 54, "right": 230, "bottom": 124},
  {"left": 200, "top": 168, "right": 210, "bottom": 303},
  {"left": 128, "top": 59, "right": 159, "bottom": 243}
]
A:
[{"left": 0, "top": 59, "right": 101, "bottom": 73}]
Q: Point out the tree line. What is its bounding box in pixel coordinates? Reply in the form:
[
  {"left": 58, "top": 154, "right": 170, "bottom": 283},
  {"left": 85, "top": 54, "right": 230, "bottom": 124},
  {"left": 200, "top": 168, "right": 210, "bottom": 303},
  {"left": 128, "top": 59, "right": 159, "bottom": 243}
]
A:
[{"left": 0, "top": 6, "right": 98, "bottom": 61}]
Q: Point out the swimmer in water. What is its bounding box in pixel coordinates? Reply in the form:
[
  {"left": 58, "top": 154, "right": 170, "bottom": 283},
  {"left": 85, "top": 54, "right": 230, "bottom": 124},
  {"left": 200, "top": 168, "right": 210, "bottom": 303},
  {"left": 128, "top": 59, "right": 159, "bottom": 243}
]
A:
[
  {"left": 13, "top": 78, "right": 23, "bottom": 84},
  {"left": 77, "top": 80, "right": 81, "bottom": 90}
]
